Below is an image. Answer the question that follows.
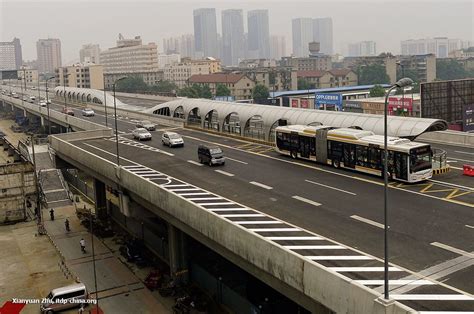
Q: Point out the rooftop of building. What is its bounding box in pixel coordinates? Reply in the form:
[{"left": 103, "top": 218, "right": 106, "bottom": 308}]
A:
[{"left": 189, "top": 73, "right": 247, "bottom": 84}]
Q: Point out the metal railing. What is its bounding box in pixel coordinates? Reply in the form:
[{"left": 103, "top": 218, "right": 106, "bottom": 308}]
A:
[{"left": 432, "top": 148, "right": 447, "bottom": 170}]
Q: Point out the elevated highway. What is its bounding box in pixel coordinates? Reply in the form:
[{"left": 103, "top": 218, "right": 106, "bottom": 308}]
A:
[{"left": 1, "top": 90, "right": 473, "bottom": 313}]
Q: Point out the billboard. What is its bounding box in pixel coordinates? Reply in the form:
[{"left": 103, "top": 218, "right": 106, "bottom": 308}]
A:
[
  {"left": 388, "top": 97, "right": 413, "bottom": 115},
  {"left": 315, "top": 93, "right": 343, "bottom": 111},
  {"left": 291, "top": 99, "right": 299, "bottom": 108},
  {"left": 0, "top": 70, "right": 18, "bottom": 80},
  {"left": 421, "top": 79, "right": 474, "bottom": 123},
  {"left": 300, "top": 98, "right": 309, "bottom": 109},
  {"left": 463, "top": 104, "right": 474, "bottom": 132}
]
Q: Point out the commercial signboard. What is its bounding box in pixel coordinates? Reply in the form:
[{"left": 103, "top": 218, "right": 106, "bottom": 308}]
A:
[
  {"left": 462, "top": 104, "right": 474, "bottom": 132},
  {"left": 343, "top": 101, "right": 363, "bottom": 113},
  {"left": 315, "top": 93, "right": 343, "bottom": 111},
  {"left": 291, "top": 99, "right": 299, "bottom": 108},
  {"left": 388, "top": 97, "right": 413, "bottom": 115},
  {"left": 300, "top": 98, "right": 309, "bottom": 109}
]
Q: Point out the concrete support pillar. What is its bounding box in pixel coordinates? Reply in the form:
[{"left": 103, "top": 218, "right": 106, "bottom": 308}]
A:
[
  {"left": 168, "top": 224, "right": 189, "bottom": 284},
  {"left": 23, "top": 109, "right": 26, "bottom": 117},
  {"left": 94, "top": 179, "right": 107, "bottom": 220},
  {"left": 119, "top": 192, "right": 130, "bottom": 217},
  {"left": 40, "top": 116, "right": 45, "bottom": 126}
]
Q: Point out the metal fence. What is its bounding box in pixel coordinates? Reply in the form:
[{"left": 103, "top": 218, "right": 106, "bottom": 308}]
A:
[
  {"left": 432, "top": 148, "right": 447, "bottom": 170},
  {"left": 62, "top": 169, "right": 95, "bottom": 201}
]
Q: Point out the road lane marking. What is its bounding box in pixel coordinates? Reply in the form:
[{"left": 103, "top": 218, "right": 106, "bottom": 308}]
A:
[
  {"left": 306, "top": 256, "right": 372, "bottom": 260},
  {"left": 428, "top": 179, "right": 474, "bottom": 191},
  {"left": 445, "top": 156, "right": 474, "bottom": 163},
  {"left": 187, "top": 160, "right": 203, "bottom": 166},
  {"left": 221, "top": 214, "right": 265, "bottom": 218},
  {"left": 355, "top": 280, "right": 435, "bottom": 286},
  {"left": 249, "top": 228, "right": 301, "bottom": 232},
  {"left": 235, "top": 221, "right": 282, "bottom": 225},
  {"left": 466, "top": 224, "right": 474, "bottom": 229},
  {"left": 207, "top": 208, "right": 249, "bottom": 211},
  {"left": 284, "top": 245, "right": 344, "bottom": 250},
  {"left": 197, "top": 202, "right": 235, "bottom": 206},
  {"left": 454, "top": 150, "right": 474, "bottom": 155},
  {"left": 391, "top": 294, "right": 474, "bottom": 301},
  {"left": 329, "top": 267, "right": 402, "bottom": 272},
  {"left": 249, "top": 181, "right": 273, "bottom": 190},
  {"left": 186, "top": 197, "right": 224, "bottom": 201},
  {"left": 177, "top": 192, "right": 209, "bottom": 196},
  {"left": 430, "top": 242, "right": 474, "bottom": 258},
  {"left": 292, "top": 195, "right": 322, "bottom": 207},
  {"left": 164, "top": 184, "right": 188, "bottom": 187},
  {"left": 226, "top": 157, "right": 248, "bottom": 164},
  {"left": 267, "top": 236, "right": 323, "bottom": 240},
  {"left": 305, "top": 179, "right": 356, "bottom": 195},
  {"left": 168, "top": 188, "right": 200, "bottom": 192},
  {"left": 215, "top": 170, "right": 235, "bottom": 177},
  {"left": 350, "top": 215, "right": 385, "bottom": 229}
]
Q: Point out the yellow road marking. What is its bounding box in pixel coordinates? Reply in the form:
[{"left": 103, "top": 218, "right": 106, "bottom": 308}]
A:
[
  {"left": 446, "top": 189, "right": 473, "bottom": 200},
  {"left": 423, "top": 188, "right": 458, "bottom": 194},
  {"left": 235, "top": 143, "right": 254, "bottom": 149},
  {"left": 420, "top": 183, "right": 434, "bottom": 193}
]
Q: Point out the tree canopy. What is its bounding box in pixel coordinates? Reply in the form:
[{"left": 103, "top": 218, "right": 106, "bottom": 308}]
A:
[
  {"left": 358, "top": 64, "right": 390, "bottom": 85},
  {"left": 177, "top": 84, "right": 212, "bottom": 99},
  {"left": 369, "top": 85, "right": 386, "bottom": 97},
  {"left": 215, "top": 84, "right": 231, "bottom": 97},
  {"left": 115, "top": 76, "right": 148, "bottom": 93},
  {"left": 149, "top": 80, "right": 177, "bottom": 93},
  {"left": 297, "top": 78, "right": 313, "bottom": 90},
  {"left": 436, "top": 59, "right": 474, "bottom": 80},
  {"left": 252, "top": 84, "right": 270, "bottom": 101}
]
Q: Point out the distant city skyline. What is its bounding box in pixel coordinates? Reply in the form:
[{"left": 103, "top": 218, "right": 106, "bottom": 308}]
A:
[{"left": 1, "top": 1, "right": 472, "bottom": 63}]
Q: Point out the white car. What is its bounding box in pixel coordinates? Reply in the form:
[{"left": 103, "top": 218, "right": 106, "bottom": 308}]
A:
[
  {"left": 161, "top": 132, "right": 184, "bottom": 147},
  {"left": 30, "top": 86, "right": 37, "bottom": 90},
  {"left": 81, "top": 108, "right": 95, "bottom": 117},
  {"left": 132, "top": 128, "right": 152, "bottom": 141},
  {"left": 136, "top": 120, "right": 156, "bottom": 131},
  {"left": 39, "top": 101, "right": 47, "bottom": 107}
]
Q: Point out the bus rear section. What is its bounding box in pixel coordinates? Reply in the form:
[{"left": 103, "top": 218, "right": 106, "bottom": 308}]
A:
[{"left": 274, "top": 125, "right": 432, "bottom": 183}]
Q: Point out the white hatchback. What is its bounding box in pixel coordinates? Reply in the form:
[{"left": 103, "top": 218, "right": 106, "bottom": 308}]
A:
[
  {"left": 132, "top": 128, "right": 152, "bottom": 141},
  {"left": 161, "top": 132, "right": 184, "bottom": 147}
]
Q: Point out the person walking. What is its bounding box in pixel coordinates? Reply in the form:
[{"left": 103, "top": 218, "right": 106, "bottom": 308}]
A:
[
  {"left": 80, "top": 238, "right": 86, "bottom": 253},
  {"left": 65, "top": 218, "right": 70, "bottom": 232},
  {"left": 49, "top": 208, "right": 55, "bottom": 221}
]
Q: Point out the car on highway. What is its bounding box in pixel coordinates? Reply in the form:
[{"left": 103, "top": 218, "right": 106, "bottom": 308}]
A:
[
  {"left": 39, "top": 101, "right": 47, "bottom": 107},
  {"left": 29, "top": 96, "right": 36, "bottom": 103},
  {"left": 30, "top": 86, "right": 36, "bottom": 90},
  {"left": 161, "top": 132, "right": 184, "bottom": 147},
  {"left": 61, "top": 107, "right": 75, "bottom": 116},
  {"left": 136, "top": 120, "right": 156, "bottom": 131},
  {"left": 132, "top": 128, "right": 152, "bottom": 141},
  {"left": 198, "top": 145, "right": 225, "bottom": 166},
  {"left": 81, "top": 108, "right": 95, "bottom": 117}
]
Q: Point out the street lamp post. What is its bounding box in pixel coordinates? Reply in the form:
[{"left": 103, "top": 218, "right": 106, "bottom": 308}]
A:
[
  {"left": 383, "top": 77, "right": 413, "bottom": 300},
  {"left": 103, "top": 76, "right": 108, "bottom": 128},
  {"left": 112, "top": 77, "right": 127, "bottom": 166},
  {"left": 45, "top": 76, "right": 55, "bottom": 134}
]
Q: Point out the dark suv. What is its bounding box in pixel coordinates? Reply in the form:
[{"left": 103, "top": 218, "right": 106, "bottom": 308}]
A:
[{"left": 198, "top": 145, "right": 225, "bottom": 166}]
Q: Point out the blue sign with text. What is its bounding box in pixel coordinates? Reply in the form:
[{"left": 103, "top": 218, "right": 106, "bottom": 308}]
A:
[{"left": 314, "top": 93, "right": 343, "bottom": 111}]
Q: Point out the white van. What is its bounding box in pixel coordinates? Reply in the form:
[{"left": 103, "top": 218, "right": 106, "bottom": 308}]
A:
[
  {"left": 29, "top": 96, "right": 36, "bottom": 103},
  {"left": 40, "top": 283, "right": 89, "bottom": 313}
]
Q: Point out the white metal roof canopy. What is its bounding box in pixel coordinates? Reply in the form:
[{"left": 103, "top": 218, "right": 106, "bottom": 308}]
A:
[{"left": 145, "top": 98, "right": 448, "bottom": 139}]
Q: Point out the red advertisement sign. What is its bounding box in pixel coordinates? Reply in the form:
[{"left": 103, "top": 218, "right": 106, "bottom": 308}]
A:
[
  {"left": 388, "top": 97, "right": 413, "bottom": 115},
  {"left": 300, "top": 99, "right": 309, "bottom": 109},
  {"left": 291, "top": 99, "right": 299, "bottom": 108}
]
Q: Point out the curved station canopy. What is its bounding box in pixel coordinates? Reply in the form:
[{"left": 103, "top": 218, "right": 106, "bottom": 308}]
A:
[{"left": 54, "top": 87, "right": 127, "bottom": 108}]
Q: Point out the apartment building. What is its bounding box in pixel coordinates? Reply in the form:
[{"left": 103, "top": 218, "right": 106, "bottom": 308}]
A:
[
  {"left": 55, "top": 63, "right": 104, "bottom": 90},
  {"left": 17, "top": 68, "right": 39, "bottom": 86},
  {"left": 188, "top": 73, "right": 255, "bottom": 100},
  {"left": 280, "top": 55, "right": 332, "bottom": 71},
  {"left": 342, "top": 55, "right": 397, "bottom": 84},
  {"left": 164, "top": 58, "right": 221, "bottom": 88},
  {"left": 297, "top": 69, "right": 358, "bottom": 89},
  {"left": 397, "top": 54, "right": 436, "bottom": 83}
]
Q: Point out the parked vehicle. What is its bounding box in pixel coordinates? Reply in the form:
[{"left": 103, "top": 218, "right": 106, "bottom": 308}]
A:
[
  {"left": 29, "top": 96, "right": 36, "bottom": 103},
  {"left": 119, "top": 239, "right": 146, "bottom": 266},
  {"left": 12, "top": 92, "right": 19, "bottom": 98},
  {"left": 136, "top": 120, "right": 156, "bottom": 131},
  {"left": 132, "top": 128, "right": 152, "bottom": 141},
  {"left": 162, "top": 132, "right": 184, "bottom": 147},
  {"left": 39, "top": 101, "right": 47, "bottom": 107},
  {"left": 61, "top": 107, "right": 74, "bottom": 116},
  {"left": 81, "top": 108, "right": 95, "bottom": 117},
  {"left": 198, "top": 145, "right": 225, "bottom": 166},
  {"left": 31, "top": 86, "right": 37, "bottom": 90},
  {"left": 40, "top": 283, "right": 88, "bottom": 313}
]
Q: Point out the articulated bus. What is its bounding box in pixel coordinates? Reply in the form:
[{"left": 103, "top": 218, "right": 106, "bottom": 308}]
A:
[{"left": 275, "top": 125, "right": 432, "bottom": 183}]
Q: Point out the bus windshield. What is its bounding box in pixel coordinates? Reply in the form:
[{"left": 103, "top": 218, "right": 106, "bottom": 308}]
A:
[{"left": 410, "top": 146, "right": 431, "bottom": 173}]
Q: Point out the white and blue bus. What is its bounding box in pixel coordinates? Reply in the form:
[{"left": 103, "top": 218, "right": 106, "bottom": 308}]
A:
[{"left": 275, "top": 125, "right": 432, "bottom": 183}]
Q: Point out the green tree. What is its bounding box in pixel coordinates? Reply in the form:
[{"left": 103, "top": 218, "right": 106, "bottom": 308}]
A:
[
  {"left": 177, "top": 86, "right": 199, "bottom": 98},
  {"left": 115, "top": 76, "right": 148, "bottom": 93},
  {"left": 436, "top": 59, "right": 471, "bottom": 80},
  {"left": 358, "top": 64, "right": 390, "bottom": 85},
  {"left": 297, "top": 78, "right": 313, "bottom": 90},
  {"left": 396, "top": 68, "right": 419, "bottom": 82},
  {"left": 215, "top": 84, "right": 231, "bottom": 97},
  {"left": 200, "top": 85, "right": 213, "bottom": 99},
  {"left": 369, "top": 85, "right": 386, "bottom": 97},
  {"left": 150, "top": 80, "right": 177, "bottom": 93},
  {"left": 252, "top": 84, "right": 269, "bottom": 101}
]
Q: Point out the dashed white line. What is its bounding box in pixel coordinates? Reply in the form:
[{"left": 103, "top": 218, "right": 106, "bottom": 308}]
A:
[
  {"left": 187, "top": 160, "right": 203, "bottom": 166},
  {"left": 355, "top": 279, "right": 434, "bottom": 286},
  {"left": 225, "top": 157, "right": 248, "bottom": 164},
  {"left": 284, "top": 245, "right": 344, "bottom": 250},
  {"left": 465, "top": 224, "right": 474, "bottom": 229},
  {"left": 267, "top": 236, "right": 323, "bottom": 240},
  {"left": 164, "top": 184, "right": 188, "bottom": 188},
  {"left": 305, "top": 179, "right": 356, "bottom": 195},
  {"left": 391, "top": 294, "right": 474, "bottom": 301},
  {"left": 306, "top": 256, "right": 372, "bottom": 261},
  {"left": 292, "top": 195, "right": 322, "bottom": 207},
  {"left": 445, "top": 156, "right": 474, "bottom": 163},
  {"left": 168, "top": 188, "right": 200, "bottom": 192},
  {"left": 350, "top": 215, "right": 385, "bottom": 229},
  {"left": 207, "top": 208, "right": 249, "bottom": 212},
  {"left": 177, "top": 192, "right": 209, "bottom": 196},
  {"left": 235, "top": 221, "right": 282, "bottom": 225},
  {"left": 215, "top": 170, "right": 235, "bottom": 177},
  {"left": 430, "top": 242, "right": 474, "bottom": 258},
  {"left": 249, "top": 181, "right": 273, "bottom": 190},
  {"left": 454, "top": 150, "right": 474, "bottom": 156},
  {"left": 329, "top": 267, "right": 402, "bottom": 272},
  {"left": 249, "top": 228, "right": 301, "bottom": 232},
  {"left": 197, "top": 202, "right": 235, "bottom": 206},
  {"left": 221, "top": 214, "right": 265, "bottom": 218},
  {"left": 186, "top": 197, "right": 224, "bottom": 201}
]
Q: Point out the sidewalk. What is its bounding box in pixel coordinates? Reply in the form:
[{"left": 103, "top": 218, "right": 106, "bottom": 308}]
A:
[{"left": 43, "top": 202, "right": 170, "bottom": 314}]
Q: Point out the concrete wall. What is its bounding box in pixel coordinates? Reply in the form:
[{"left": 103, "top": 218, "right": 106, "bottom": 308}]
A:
[
  {"left": 417, "top": 130, "right": 474, "bottom": 148},
  {"left": 114, "top": 91, "right": 176, "bottom": 102},
  {"left": 0, "top": 162, "right": 35, "bottom": 223},
  {"left": 50, "top": 133, "right": 415, "bottom": 314}
]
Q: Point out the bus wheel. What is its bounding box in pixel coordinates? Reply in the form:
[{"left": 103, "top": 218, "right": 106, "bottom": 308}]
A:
[
  {"left": 332, "top": 159, "right": 340, "bottom": 168},
  {"left": 290, "top": 151, "right": 297, "bottom": 159}
]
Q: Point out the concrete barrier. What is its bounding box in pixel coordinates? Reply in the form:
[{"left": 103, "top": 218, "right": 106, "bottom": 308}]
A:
[
  {"left": 418, "top": 130, "right": 474, "bottom": 147},
  {"left": 50, "top": 134, "right": 416, "bottom": 314},
  {"left": 114, "top": 91, "right": 176, "bottom": 102}
]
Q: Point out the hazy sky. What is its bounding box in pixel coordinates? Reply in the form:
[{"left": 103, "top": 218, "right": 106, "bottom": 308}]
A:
[{"left": 1, "top": 0, "right": 473, "bottom": 63}]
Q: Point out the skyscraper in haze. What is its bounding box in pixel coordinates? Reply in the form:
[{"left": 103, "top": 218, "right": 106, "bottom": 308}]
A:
[
  {"left": 247, "top": 10, "right": 270, "bottom": 59},
  {"left": 163, "top": 34, "right": 195, "bottom": 58},
  {"left": 79, "top": 44, "right": 101, "bottom": 64},
  {"left": 347, "top": 41, "right": 377, "bottom": 57},
  {"left": 222, "top": 9, "right": 244, "bottom": 66},
  {"left": 37, "top": 38, "right": 62, "bottom": 74},
  {"left": 193, "top": 8, "right": 218, "bottom": 59},
  {"left": 270, "top": 35, "right": 287, "bottom": 60},
  {"left": 313, "top": 18, "right": 333, "bottom": 55},
  {"left": 0, "top": 38, "right": 22, "bottom": 70},
  {"left": 292, "top": 18, "right": 314, "bottom": 57}
]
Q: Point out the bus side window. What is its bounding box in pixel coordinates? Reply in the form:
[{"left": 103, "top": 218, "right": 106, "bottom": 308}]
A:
[
  {"left": 356, "top": 145, "right": 368, "bottom": 166},
  {"left": 310, "top": 138, "right": 316, "bottom": 156}
]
